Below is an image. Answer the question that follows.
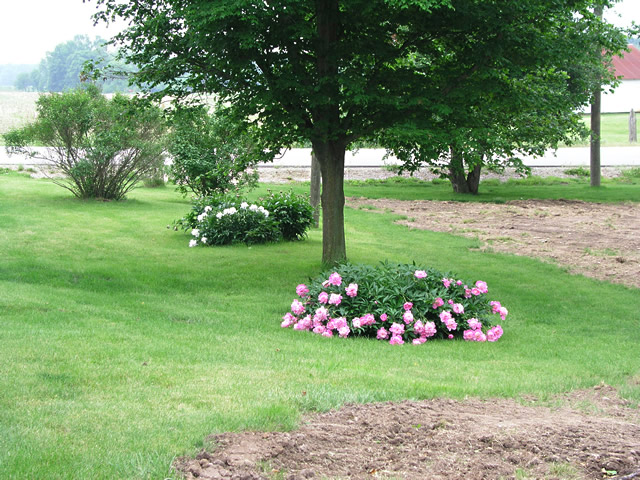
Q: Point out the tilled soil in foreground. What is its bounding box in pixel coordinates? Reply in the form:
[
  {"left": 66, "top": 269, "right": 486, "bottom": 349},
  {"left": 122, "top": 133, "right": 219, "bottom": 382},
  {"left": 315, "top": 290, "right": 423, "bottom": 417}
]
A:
[{"left": 175, "top": 385, "right": 640, "bottom": 480}]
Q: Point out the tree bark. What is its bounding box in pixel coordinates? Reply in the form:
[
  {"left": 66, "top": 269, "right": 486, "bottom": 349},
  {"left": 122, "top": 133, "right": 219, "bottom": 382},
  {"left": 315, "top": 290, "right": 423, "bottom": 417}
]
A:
[
  {"left": 448, "top": 146, "right": 481, "bottom": 194},
  {"left": 313, "top": 140, "right": 346, "bottom": 266},
  {"left": 310, "top": 151, "right": 321, "bottom": 228},
  {"left": 590, "top": 5, "right": 603, "bottom": 187}
]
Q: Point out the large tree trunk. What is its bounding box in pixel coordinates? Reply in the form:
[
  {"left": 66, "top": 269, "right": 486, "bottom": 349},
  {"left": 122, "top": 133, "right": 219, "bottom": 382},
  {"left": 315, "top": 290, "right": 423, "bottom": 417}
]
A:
[
  {"left": 313, "top": 141, "right": 346, "bottom": 265},
  {"left": 310, "top": 151, "right": 321, "bottom": 228},
  {"left": 448, "top": 146, "right": 481, "bottom": 194}
]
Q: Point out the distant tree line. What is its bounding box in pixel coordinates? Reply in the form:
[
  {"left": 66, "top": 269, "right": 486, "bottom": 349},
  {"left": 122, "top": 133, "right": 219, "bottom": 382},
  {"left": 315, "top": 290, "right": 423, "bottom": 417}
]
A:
[{"left": 14, "top": 35, "right": 137, "bottom": 93}]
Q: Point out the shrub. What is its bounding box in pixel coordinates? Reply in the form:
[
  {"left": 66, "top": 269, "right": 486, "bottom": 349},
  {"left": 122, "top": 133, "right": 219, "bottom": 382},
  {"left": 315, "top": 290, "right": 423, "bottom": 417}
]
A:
[
  {"left": 563, "top": 167, "right": 590, "bottom": 177},
  {"left": 282, "top": 262, "right": 506, "bottom": 345},
  {"left": 3, "top": 85, "right": 167, "bottom": 200},
  {"left": 186, "top": 199, "right": 281, "bottom": 246},
  {"left": 168, "top": 105, "right": 275, "bottom": 198},
  {"left": 177, "top": 192, "right": 314, "bottom": 246},
  {"left": 259, "top": 190, "right": 314, "bottom": 241}
]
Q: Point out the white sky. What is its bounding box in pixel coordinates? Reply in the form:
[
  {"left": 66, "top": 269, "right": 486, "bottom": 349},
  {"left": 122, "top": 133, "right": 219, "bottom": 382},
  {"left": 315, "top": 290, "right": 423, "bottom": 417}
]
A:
[{"left": 0, "top": 0, "right": 638, "bottom": 65}]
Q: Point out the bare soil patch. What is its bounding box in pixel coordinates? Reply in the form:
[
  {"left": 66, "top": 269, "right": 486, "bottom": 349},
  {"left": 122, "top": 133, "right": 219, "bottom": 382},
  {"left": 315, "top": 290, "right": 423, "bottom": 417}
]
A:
[
  {"left": 347, "top": 197, "right": 640, "bottom": 289},
  {"left": 175, "top": 385, "right": 640, "bottom": 480}
]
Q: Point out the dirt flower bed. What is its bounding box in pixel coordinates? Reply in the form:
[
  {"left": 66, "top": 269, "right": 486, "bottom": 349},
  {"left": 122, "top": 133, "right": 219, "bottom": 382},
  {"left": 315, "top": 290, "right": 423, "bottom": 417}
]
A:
[
  {"left": 174, "top": 385, "right": 640, "bottom": 480},
  {"left": 347, "top": 197, "right": 640, "bottom": 289}
]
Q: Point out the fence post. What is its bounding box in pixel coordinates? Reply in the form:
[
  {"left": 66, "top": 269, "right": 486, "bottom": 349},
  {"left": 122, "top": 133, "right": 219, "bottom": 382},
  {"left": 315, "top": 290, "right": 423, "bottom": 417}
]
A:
[{"left": 630, "top": 109, "right": 637, "bottom": 143}]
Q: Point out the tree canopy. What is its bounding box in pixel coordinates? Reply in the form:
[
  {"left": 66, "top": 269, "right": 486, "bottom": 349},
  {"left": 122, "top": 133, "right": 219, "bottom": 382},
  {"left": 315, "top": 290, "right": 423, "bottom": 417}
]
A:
[{"left": 91, "top": 0, "right": 629, "bottom": 264}]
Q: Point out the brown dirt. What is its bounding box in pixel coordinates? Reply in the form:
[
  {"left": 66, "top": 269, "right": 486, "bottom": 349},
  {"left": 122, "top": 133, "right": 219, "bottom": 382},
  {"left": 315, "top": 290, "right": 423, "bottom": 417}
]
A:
[
  {"left": 175, "top": 385, "right": 640, "bottom": 480},
  {"left": 347, "top": 197, "right": 640, "bottom": 289},
  {"left": 175, "top": 174, "right": 639, "bottom": 480}
]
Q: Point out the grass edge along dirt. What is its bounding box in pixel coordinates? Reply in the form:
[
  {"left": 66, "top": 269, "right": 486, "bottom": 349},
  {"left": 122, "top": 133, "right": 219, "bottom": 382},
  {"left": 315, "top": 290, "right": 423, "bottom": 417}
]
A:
[{"left": 0, "top": 172, "right": 638, "bottom": 479}]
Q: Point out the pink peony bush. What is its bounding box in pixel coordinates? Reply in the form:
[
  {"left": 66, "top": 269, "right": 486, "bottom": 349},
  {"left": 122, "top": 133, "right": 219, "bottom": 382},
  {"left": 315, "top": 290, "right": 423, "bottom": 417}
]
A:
[{"left": 281, "top": 262, "right": 506, "bottom": 345}]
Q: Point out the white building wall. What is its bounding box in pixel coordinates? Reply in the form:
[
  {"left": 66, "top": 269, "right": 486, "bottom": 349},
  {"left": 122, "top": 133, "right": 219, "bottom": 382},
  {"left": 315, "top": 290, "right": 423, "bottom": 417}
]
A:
[{"left": 583, "top": 80, "right": 640, "bottom": 113}]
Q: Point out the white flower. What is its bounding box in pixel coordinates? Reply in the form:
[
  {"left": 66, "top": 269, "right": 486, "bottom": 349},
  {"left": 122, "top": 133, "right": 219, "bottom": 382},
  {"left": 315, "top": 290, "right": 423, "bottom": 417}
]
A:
[
  {"left": 240, "top": 202, "right": 249, "bottom": 209},
  {"left": 263, "top": 210, "right": 269, "bottom": 217},
  {"left": 258, "top": 205, "right": 265, "bottom": 212},
  {"left": 228, "top": 207, "right": 237, "bottom": 215},
  {"left": 249, "top": 204, "right": 259, "bottom": 212},
  {"left": 204, "top": 206, "right": 212, "bottom": 212},
  {"left": 189, "top": 239, "right": 198, "bottom": 248},
  {"left": 197, "top": 213, "right": 207, "bottom": 222},
  {"left": 216, "top": 212, "right": 223, "bottom": 219},
  {"left": 191, "top": 228, "right": 200, "bottom": 237},
  {"left": 201, "top": 237, "right": 207, "bottom": 244}
]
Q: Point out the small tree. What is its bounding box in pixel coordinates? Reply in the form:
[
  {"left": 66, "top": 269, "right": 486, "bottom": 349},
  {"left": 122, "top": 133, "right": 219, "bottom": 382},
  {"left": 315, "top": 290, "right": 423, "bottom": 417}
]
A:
[
  {"left": 4, "top": 85, "right": 167, "bottom": 200},
  {"left": 167, "top": 104, "right": 275, "bottom": 198}
]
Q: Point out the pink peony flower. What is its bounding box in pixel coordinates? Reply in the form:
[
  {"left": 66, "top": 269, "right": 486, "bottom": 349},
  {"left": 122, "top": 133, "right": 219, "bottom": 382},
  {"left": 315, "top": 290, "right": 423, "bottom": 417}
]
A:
[
  {"left": 402, "top": 310, "right": 414, "bottom": 324},
  {"left": 314, "top": 307, "right": 329, "bottom": 322},
  {"left": 318, "top": 291, "right": 329, "bottom": 304},
  {"left": 403, "top": 302, "right": 413, "bottom": 311},
  {"left": 487, "top": 325, "right": 504, "bottom": 342},
  {"left": 474, "top": 330, "right": 487, "bottom": 342},
  {"left": 329, "top": 293, "right": 342, "bottom": 306},
  {"left": 440, "top": 312, "right": 457, "bottom": 331},
  {"left": 322, "top": 329, "right": 333, "bottom": 338},
  {"left": 452, "top": 303, "right": 464, "bottom": 314},
  {"left": 471, "top": 287, "right": 481, "bottom": 296},
  {"left": 464, "top": 289, "right": 472, "bottom": 299},
  {"left": 498, "top": 307, "right": 508, "bottom": 321},
  {"left": 463, "top": 329, "right": 475, "bottom": 341},
  {"left": 442, "top": 278, "right": 451, "bottom": 288},
  {"left": 475, "top": 280, "right": 488, "bottom": 294},
  {"left": 345, "top": 283, "right": 358, "bottom": 297},
  {"left": 361, "top": 313, "right": 375, "bottom": 326},
  {"left": 389, "top": 335, "right": 404, "bottom": 345},
  {"left": 389, "top": 322, "right": 405, "bottom": 336},
  {"left": 352, "top": 317, "right": 362, "bottom": 328},
  {"left": 380, "top": 313, "right": 388, "bottom": 322},
  {"left": 413, "top": 320, "right": 425, "bottom": 336},
  {"left": 300, "top": 315, "right": 312, "bottom": 329},
  {"left": 423, "top": 321, "right": 437, "bottom": 337},
  {"left": 490, "top": 301, "right": 502, "bottom": 314},
  {"left": 376, "top": 327, "right": 389, "bottom": 340},
  {"left": 296, "top": 284, "right": 309, "bottom": 297},
  {"left": 412, "top": 337, "right": 426, "bottom": 345},
  {"left": 467, "top": 318, "right": 482, "bottom": 331},
  {"left": 281, "top": 313, "right": 296, "bottom": 328},
  {"left": 338, "top": 326, "right": 350, "bottom": 338},
  {"left": 313, "top": 325, "right": 326, "bottom": 335},
  {"left": 448, "top": 334, "right": 454, "bottom": 339},
  {"left": 448, "top": 299, "right": 454, "bottom": 305},
  {"left": 332, "top": 317, "right": 347, "bottom": 330},
  {"left": 457, "top": 280, "right": 463, "bottom": 286},
  {"left": 414, "top": 270, "right": 427, "bottom": 279},
  {"left": 291, "top": 299, "right": 305, "bottom": 315},
  {"left": 328, "top": 272, "right": 342, "bottom": 286},
  {"left": 432, "top": 297, "right": 444, "bottom": 309}
]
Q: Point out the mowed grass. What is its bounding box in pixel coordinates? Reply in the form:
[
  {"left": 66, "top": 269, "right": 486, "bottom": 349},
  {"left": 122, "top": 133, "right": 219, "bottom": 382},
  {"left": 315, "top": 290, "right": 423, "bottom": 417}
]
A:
[{"left": 1, "top": 171, "right": 639, "bottom": 479}]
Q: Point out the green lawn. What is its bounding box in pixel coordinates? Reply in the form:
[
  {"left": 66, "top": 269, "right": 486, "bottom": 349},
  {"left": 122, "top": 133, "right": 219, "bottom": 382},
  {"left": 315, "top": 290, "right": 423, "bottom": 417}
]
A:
[
  {"left": 576, "top": 113, "right": 638, "bottom": 146},
  {"left": 1, "top": 171, "right": 639, "bottom": 479}
]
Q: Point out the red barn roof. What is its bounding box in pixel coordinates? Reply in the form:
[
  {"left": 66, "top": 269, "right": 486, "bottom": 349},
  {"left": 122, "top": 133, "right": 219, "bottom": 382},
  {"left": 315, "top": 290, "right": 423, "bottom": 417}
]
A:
[{"left": 611, "top": 45, "right": 640, "bottom": 80}]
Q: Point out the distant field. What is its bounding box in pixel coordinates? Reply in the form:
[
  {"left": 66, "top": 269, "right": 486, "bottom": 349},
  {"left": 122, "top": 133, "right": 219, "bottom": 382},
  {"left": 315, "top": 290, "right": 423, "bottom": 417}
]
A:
[
  {"left": 0, "top": 91, "right": 638, "bottom": 147},
  {"left": 0, "top": 92, "right": 39, "bottom": 138}
]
